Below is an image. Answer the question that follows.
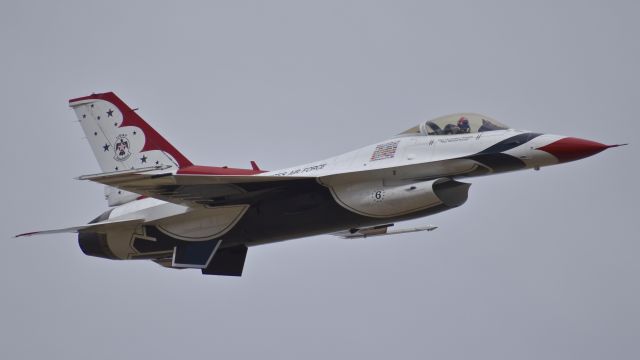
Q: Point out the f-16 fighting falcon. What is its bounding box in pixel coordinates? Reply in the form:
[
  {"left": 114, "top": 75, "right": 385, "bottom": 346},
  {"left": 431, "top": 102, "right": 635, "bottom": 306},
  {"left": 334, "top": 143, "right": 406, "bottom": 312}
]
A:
[{"left": 16, "top": 92, "right": 625, "bottom": 276}]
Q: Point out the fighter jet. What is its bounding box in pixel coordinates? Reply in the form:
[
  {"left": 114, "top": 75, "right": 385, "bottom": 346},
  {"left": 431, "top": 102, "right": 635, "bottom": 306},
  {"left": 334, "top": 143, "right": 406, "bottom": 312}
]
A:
[{"left": 16, "top": 92, "right": 624, "bottom": 276}]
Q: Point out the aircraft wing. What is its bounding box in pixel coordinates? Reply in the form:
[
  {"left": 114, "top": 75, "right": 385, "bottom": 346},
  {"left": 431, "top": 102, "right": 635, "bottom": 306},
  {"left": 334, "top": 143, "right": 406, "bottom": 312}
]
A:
[
  {"left": 77, "top": 169, "right": 314, "bottom": 208},
  {"left": 15, "top": 218, "right": 144, "bottom": 237},
  {"left": 77, "top": 159, "right": 475, "bottom": 209}
]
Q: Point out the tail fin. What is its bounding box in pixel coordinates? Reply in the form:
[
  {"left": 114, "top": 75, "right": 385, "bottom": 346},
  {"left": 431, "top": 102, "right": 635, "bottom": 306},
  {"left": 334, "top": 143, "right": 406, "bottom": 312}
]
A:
[{"left": 69, "top": 92, "right": 193, "bottom": 173}]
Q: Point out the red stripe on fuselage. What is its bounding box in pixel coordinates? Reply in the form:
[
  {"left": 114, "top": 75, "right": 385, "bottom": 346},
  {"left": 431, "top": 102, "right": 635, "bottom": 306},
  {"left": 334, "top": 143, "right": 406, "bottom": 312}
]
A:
[{"left": 177, "top": 165, "right": 266, "bottom": 175}]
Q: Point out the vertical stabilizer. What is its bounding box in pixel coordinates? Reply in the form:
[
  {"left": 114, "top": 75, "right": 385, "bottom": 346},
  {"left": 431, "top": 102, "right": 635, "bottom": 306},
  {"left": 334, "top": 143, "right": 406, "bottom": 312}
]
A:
[{"left": 69, "top": 92, "right": 192, "bottom": 173}]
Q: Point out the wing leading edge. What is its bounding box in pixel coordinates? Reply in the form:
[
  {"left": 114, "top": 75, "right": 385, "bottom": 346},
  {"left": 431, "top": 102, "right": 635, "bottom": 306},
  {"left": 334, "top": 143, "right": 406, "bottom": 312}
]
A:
[
  {"left": 15, "top": 218, "right": 144, "bottom": 238},
  {"left": 78, "top": 170, "right": 315, "bottom": 208}
]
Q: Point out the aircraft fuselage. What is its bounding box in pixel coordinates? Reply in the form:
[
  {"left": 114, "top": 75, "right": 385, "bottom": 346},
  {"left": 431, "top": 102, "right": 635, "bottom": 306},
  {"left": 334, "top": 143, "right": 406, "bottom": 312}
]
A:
[{"left": 19, "top": 93, "right": 621, "bottom": 276}]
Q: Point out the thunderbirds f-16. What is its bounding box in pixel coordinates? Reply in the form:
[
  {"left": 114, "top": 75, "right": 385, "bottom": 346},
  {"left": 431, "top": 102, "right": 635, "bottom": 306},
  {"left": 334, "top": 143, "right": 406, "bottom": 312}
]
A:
[{"left": 16, "top": 93, "right": 625, "bottom": 276}]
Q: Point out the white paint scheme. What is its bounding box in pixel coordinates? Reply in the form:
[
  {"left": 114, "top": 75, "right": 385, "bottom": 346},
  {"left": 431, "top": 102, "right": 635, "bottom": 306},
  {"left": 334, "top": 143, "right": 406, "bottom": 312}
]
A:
[
  {"left": 103, "top": 198, "right": 248, "bottom": 241},
  {"left": 263, "top": 129, "right": 526, "bottom": 178},
  {"left": 324, "top": 179, "right": 447, "bottom": 218},
  {"left": 155, "top": 205, "right": 249, "bottom": 241},
  {"left": 17, "top": 93, "right": 620, "bottom": 275},
  {"left": 502, "top": 134, "right": 564, "bottom": 167},
  {"left": 22, "top": 114, "right": 570, "bottom": 238},
  {"left": 258, "top": 130, "right": 572, "bottom": 219},
  {"left": 335, "top": 224, "right": 438, "bottom": 239},
  {"left": 108, "top": 197, "right": 187, "bottom": 222},
  {"left": 60, "top": 120, "right": 561, "bottom": 261},
  {"left": 105, "top": 186, "right": 140, "bottom": 207},
  {"left": 71, "top": 99, "right": 178, "bottom": 173}
]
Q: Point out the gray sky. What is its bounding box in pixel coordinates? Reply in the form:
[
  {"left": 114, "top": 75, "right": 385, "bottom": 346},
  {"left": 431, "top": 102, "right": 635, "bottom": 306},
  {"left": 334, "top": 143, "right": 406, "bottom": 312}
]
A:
[{"left": 1, "top": 1, "right": 638, "bottom": 359}]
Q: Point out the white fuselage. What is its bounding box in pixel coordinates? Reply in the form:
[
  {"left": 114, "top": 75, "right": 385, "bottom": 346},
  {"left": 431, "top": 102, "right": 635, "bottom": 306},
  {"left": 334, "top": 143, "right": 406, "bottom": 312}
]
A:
[
  {"left": 21, "top": 92, "right": 618, "bottom": 276},
  {"left": 101, "top": 129, "right": 564, "bottom": 239}
]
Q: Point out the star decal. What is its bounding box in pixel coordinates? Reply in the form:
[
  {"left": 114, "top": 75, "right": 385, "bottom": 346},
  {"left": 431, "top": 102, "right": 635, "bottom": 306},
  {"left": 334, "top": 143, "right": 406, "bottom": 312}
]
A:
[
  {"left": 82, "top": 114, "right": 86, "bottom": 118},
  {"left": 90, "top": 104, "right": 94, "bottom": 108},
  {"left": 114, "top": 122, "right": 118, "bottom": 127},
  {"left": 155, "top": 160, "right": 160, "bottom": 165},
  {"left": 107, "top": 109, "right": 114, "bottom": 117},
  {"left": 140, "top": 155, "right": 148, "bottom": 164},
  {"left": 97, "top": 116, "right": 101, "bottom": 120},
  {"left": 133, "top": 131, "right": 137, "bottom": 135},
  {"left": 115, "top": 166, "right": 119, "bottom": 171},
  {"left": 103, "top": 143, "right": 110, "bottom": 152},
  {"left": 94, "top": 132, "right": 97, "bottom": 136}
]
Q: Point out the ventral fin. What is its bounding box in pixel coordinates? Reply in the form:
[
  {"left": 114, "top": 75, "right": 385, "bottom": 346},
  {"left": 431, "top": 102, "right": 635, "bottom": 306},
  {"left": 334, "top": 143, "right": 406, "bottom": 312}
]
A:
[{"left": 172, "top": 239, "right": 221, "bottom": 269}]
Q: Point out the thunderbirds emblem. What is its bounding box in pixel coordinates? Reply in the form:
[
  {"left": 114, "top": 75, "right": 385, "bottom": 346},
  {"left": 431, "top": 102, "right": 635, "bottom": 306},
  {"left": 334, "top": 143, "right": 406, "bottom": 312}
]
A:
[{"left": 114, "top": 134, "right": 131, "bottom": 161}]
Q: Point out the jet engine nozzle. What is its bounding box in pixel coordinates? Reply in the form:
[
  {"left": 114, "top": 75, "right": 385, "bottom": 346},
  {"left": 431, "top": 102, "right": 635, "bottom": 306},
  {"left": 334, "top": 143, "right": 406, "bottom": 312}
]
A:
[{"left": 78, "top": 232, "right": 119, "bottom": 260}]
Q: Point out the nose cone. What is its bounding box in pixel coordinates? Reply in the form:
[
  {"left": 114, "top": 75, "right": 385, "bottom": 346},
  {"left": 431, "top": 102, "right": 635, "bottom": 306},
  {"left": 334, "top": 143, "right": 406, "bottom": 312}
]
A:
[{"left": 538, "top": 137, "right": 622, "bottom": 163}]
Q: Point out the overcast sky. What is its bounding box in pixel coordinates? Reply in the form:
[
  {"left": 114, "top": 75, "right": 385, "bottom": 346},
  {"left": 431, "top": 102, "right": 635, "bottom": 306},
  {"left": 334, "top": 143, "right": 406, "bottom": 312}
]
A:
[{"left": 1, "top": 1, "right": 638, "bottom": 359}]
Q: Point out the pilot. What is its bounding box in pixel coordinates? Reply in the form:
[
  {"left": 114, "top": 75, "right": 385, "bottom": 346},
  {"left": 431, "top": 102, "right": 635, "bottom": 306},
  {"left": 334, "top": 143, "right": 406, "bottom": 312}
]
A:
[{"left": 457, "top": 117, "right": 471, "bottom": 133}]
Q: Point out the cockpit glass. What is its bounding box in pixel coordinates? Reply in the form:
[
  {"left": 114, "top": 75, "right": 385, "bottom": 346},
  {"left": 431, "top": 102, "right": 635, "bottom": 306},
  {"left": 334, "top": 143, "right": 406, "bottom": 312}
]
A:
[{"left": 399, "top": 113, "right": 509, "bottom": 136}]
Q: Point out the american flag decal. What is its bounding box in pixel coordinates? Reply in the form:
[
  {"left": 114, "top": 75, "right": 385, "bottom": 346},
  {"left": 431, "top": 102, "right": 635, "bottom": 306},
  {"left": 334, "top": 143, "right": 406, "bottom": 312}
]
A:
[{"left": 370, "top": 140, "right": 400, "bottom": 161}]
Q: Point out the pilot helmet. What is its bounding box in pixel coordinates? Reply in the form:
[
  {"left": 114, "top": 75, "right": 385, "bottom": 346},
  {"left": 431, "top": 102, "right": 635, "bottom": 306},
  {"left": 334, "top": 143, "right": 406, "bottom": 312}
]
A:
[{"left": 458, "top": 117, "right": 469, "bottom": 127}]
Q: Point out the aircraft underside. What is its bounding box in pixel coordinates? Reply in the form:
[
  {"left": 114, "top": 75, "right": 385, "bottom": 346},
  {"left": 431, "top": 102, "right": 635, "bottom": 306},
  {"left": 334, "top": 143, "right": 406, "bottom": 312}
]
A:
[{"left": 79, "top": 178, "right": 471, "bottom": 275}]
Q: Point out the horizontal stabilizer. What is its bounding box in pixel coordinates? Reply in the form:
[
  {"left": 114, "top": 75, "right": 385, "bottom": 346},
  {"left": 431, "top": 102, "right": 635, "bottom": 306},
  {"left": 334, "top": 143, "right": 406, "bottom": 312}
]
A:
[{"left": 15, "top": 218, "right": 144, "bottom": 238}]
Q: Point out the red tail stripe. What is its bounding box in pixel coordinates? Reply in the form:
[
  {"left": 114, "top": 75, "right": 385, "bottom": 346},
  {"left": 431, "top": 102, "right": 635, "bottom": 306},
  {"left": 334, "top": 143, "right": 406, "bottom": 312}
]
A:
[{"left": 69, "top": 92, "right": 193, "bottom": 168}]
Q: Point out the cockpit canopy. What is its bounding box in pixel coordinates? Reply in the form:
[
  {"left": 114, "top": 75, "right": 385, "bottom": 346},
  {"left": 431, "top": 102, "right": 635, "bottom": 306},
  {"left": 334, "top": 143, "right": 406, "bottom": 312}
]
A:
[{"left": 399, "top": 113, "right": 509, "bottom": 136}]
